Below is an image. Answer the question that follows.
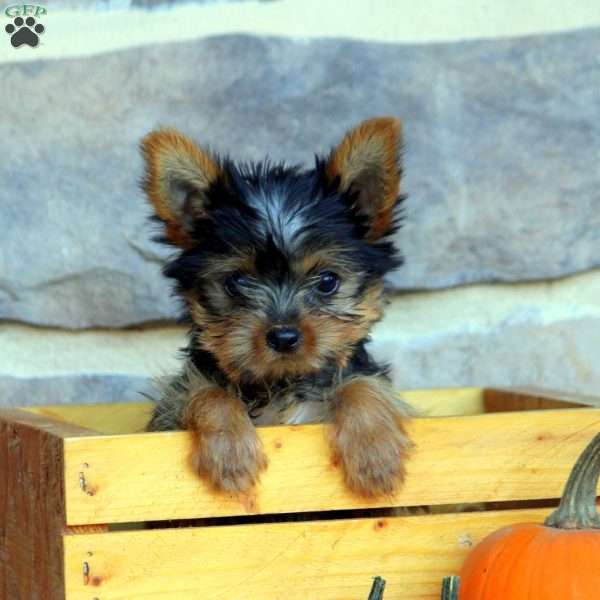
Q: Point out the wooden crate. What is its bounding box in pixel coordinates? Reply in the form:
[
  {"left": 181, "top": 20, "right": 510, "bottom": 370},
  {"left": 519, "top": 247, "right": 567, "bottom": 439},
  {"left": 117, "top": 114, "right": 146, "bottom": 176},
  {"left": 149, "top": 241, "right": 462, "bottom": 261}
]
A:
[{"left": 2, "top": 388, "right": 600, "bottom": 600}]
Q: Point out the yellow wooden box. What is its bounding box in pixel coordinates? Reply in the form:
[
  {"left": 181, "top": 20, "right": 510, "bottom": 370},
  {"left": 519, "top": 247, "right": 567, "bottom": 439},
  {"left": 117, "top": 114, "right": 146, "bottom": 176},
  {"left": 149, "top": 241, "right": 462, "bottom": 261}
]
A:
[{"left": 2, "top": 388, "right": 599, "bottom": 600}]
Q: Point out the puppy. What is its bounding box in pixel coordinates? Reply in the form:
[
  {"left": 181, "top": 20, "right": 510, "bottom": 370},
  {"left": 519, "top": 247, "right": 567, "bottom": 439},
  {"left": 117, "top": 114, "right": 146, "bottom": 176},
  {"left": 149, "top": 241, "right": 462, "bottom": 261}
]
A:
[{"left": 141, "top": 117, "right": 410, "bottom": 498}]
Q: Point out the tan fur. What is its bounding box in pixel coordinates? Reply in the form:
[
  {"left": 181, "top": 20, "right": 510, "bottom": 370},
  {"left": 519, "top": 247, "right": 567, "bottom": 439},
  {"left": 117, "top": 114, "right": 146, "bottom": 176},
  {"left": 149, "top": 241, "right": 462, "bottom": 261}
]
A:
[
  {"left": 201, "top": 312, "right": 325, "bottom": 381},
  {"left": 140, "top": 128, "right": 221, "bottom": 248},
  {"left": 330, "top": 376, "right": 411, "bottom": 497},
  {"left": 198, "top": 250, "right": 258, "bottom": 280},
  {"left": 188, "top": 293, "right": 383, "bottom": 382},
  {"left": 312, "top": 282, "right": 385, "bottom": 370},
  {"left": 187, "top": 279, "right": 385, "bottom": 381},
  {"left": 142, "top": 120, "right": 410, "bottom": 499},
  {"left": 298, "top": 247, "right": 351, "bottom": 275},
  {"left": 326, "top": 117, "right": 402, "bottom": 241},
  {"left": 182, "top": 384, "right": 268, "bottom": 494}
]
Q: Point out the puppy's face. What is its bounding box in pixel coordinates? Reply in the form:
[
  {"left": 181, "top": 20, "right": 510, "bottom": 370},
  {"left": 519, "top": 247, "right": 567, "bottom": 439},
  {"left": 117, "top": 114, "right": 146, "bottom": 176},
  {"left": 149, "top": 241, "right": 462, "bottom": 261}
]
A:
[{"left": 141, "top": 118, "right": 404, "bottom": 383}]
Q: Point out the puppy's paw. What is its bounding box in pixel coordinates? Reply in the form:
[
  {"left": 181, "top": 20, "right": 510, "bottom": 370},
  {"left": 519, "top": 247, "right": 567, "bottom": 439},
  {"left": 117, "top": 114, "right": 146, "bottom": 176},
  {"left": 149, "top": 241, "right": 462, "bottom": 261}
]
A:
[
  {"left": 331, "top": 377, "right": 411, "bottom": 498},
  {"left": 333, "top": 420, "right": 410, "bottom": 497},
  {"left": 184, "top": 389, "right": 268, "bottom": 495},
  {"left": 193, "top": 425, "right": 268, "bottom": 495}
]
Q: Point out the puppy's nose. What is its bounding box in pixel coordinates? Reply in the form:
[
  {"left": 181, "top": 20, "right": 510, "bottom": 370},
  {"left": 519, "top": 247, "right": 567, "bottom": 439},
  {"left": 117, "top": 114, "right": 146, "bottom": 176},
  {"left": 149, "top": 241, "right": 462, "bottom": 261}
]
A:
[{"left": 266, "top": 327, "right": 301, "bottom": 353}]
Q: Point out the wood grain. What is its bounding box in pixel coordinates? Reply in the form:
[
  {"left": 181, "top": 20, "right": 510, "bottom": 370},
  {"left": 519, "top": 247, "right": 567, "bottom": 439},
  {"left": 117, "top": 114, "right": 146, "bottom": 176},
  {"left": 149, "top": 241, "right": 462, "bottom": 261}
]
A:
[
  {"left": 483, "top": 388, "right": 592, "bottom": 412},
  {"left": 63, "top": 407, "right": 600, "bottom": 525},
  {"left": 63, "top": 507, "right": 550, "bottom": 600},
  {"left": 23, "top": 388, "right": 590, "bottom": 436},
  {"left": 0, "top": 409, "right": 95, "bottom": 600},
  {"left": 24, "top": 389, "right": 484, "bottom": 434},
  {"left": 22, "top": 388, "right": 600, "bottom": 434},
  {"left": 4, "top": 391, "right": 597, "bottom": 599},
  {"left": 23, "top": 401, "right": 154, "bottom": 435},
  {"left": 403, "top": 387, "right": 485, "bottom": 416}
]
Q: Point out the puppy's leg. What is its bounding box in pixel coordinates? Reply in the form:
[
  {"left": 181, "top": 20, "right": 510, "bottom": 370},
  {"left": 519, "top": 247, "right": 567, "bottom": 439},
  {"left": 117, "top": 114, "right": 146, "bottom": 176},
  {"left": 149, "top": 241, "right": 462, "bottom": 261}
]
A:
[
  {"left": 331, "top": 375, "right": 411, "bottom": 497},
  {"left": 182, "top": 387, "right": 268, "bottom": 494}
]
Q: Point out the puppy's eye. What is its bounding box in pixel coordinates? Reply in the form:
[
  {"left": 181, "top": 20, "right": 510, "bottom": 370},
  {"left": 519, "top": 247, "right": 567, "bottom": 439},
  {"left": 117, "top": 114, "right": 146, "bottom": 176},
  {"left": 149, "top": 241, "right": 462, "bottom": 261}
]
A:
[
  {"left": 224, "top": 272, "right": 249, "bottom": 297},
  {"left": 315, "top": 271, "right": 340, "bottom": 296}
]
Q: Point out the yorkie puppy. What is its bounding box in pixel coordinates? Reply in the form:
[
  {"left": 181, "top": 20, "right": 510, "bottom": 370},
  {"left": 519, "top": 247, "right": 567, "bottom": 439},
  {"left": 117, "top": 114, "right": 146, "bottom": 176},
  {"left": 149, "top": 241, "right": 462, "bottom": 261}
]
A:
[{"left": 141, "top": 117, "right": 411, "bottom": 498}]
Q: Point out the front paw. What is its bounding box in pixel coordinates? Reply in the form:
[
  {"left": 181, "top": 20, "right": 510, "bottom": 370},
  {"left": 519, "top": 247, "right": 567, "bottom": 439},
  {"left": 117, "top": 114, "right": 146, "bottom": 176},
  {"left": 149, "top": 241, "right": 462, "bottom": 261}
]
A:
[
  {"left": 331, "top": 378, "right": 411, "bottom": 497},
  {"left": 333, "top": 423, "right": 409, "bottom": 497},
  {"left": 183, "top": 389, "right": 268, "bottom": 495},
  {"left": 192, "top": 426, "right": 268, "bottom": 495}
]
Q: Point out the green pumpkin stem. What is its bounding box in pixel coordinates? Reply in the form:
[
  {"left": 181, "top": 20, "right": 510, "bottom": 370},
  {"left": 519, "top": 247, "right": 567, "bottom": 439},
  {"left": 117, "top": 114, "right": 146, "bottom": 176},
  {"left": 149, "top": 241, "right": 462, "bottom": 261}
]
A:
[
  {"left": 367, "top": 576, "right": 386, "bottom": 600},
  {"left": 441, "top": 576, "right": 460, "bottom": 600},
  {"left": 545, "top": 432, "right": 600, "bottom": 529}
]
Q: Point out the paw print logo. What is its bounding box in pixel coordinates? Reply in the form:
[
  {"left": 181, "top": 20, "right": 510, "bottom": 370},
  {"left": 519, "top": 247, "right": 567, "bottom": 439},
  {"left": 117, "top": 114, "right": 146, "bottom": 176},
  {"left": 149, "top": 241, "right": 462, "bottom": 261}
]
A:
[{"left": 5, "top": 16, "right": 45, "bottom": 48}]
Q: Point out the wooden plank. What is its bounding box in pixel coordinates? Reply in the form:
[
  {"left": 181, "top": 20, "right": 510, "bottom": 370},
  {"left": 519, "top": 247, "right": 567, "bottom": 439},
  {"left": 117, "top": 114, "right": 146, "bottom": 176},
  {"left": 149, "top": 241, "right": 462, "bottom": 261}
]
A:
[
  {"left": 24, "top": 389, "right": 483, "bottom": 435},
  {"left": 1, "top": 413, "right": 65, "bottom": 599},
  {"left": 403, "top": 387, "right": 484, "bottom": 416},
  {"left": 63, "top": 407, "right": 600, "bottom": 525},
  {"left": 484, "top": 388, "right": 593, "bottom": 412},
  {"left": 0, "top": 410, "right": 100, "bottom": 600},
  {"left": 22, "top": 388, "right": 586, "bottom": 435},
  {"left": 63, "top": 507, "right": 550, "bottom": 600},
  {"left": 0, "top": 408, "right": 101, "bottom": 438},
  {"left": 23, "top": 402, "right": 153, "bottom": 435}
]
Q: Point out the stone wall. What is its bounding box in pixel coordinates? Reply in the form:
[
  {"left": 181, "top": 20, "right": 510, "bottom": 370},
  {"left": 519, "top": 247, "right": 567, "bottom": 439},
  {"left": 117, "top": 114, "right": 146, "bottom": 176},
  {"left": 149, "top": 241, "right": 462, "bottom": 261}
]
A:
[{"left": 2, "top": 1, "right": 599, "bottom": 406}]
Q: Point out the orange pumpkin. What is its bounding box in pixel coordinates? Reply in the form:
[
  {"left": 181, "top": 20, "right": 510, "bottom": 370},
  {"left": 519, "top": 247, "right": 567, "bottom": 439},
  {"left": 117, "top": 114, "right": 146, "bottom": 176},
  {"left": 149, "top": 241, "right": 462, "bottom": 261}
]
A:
[{"left": 458, "top": 432, "right": 600, "bottom": 599}]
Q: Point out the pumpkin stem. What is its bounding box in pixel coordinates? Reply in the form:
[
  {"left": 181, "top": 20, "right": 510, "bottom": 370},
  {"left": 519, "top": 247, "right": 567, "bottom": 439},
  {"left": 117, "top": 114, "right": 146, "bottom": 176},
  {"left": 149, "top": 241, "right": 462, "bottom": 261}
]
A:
[
  {"left": 368, "top": 576, "right": 386, "bottom": 600},
  {"left": 441, "top": 576, "right": 460, "bottom": 600},
  {"left": 545, "top": 432, "right": 600, "bottom": 529}
]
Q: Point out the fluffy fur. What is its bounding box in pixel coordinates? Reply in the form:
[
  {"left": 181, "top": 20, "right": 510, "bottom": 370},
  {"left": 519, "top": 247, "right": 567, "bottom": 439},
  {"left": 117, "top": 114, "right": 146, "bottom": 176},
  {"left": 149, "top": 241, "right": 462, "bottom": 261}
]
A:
[{"left": 141, "top": 117, "right": 411, "bottom": 498}]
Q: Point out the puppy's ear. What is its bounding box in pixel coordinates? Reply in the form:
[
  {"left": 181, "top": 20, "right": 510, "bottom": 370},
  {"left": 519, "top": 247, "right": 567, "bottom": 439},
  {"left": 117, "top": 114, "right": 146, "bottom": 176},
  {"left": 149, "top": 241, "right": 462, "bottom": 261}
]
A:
[
  {"left": 140, "top": 128, "right": 221, "bottom": 248},
  {"left": 326, "top": 117, "right": 402, "bottom": 241}
]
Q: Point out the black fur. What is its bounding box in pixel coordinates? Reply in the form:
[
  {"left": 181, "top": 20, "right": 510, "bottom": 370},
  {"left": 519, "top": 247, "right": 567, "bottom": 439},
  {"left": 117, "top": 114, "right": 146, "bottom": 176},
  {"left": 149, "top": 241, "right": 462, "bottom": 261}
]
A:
[
  {"left": 163, "top": 160, "right": 403, "bottom": 303},
  {"left": 162, "top": 158, "right": 402, "bottom": 395},
  {"left": 144, "top": 129, "right": 406, "bottom": 430}
]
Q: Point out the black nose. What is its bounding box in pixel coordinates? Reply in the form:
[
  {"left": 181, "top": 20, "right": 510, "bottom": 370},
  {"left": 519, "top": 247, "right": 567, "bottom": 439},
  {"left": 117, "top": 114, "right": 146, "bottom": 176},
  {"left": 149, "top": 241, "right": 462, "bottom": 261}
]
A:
[{"left": 266, "top": 327, "right": 301, "bottom": 353}]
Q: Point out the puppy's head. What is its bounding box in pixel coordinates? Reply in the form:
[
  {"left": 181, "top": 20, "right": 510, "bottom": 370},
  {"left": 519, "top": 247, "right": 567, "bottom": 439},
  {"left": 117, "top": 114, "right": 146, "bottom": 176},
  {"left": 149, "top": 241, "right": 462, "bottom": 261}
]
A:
[{"left": 141, "top": 117, "right": 404, "bottom": 383}]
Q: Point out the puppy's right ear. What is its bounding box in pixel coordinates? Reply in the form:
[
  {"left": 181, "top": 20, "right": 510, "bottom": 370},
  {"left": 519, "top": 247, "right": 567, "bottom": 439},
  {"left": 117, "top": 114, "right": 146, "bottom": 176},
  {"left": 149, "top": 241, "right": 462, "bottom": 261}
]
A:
[{"left": 140, "top": 128, "right": 221, "bottom": 248}]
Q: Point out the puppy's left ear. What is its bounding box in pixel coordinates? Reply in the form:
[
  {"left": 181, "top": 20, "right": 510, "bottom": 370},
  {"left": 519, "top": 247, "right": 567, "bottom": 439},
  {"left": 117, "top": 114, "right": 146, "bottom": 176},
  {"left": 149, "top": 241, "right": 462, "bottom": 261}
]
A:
[
  {"left": 325, "top": 117, "right": 402, "bottom": 241},
  {"left": 140, "top": 128, "right": 222, "bottom": 249}
]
